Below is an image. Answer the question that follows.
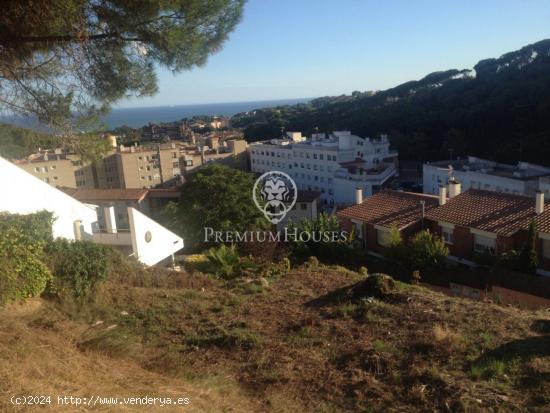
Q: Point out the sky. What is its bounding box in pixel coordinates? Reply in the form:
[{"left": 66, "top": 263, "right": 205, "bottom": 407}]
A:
[{"left": 116, "top": 0, "right": 550, "bottom": 108}]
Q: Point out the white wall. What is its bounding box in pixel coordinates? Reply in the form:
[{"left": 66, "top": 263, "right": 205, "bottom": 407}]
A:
[
  {"left": 0, "top": 156, "right": 97, "bottom": 240},
  {"left": 127, "top": 207, "right": 184, "bottom": 266}
]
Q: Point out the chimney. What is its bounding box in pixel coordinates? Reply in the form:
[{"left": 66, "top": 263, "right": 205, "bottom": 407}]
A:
[
  {"left": 355, "top": 187, "right": 363, "bottom": 205},
  {"left": 438, "top": 185, "right": 447, "bottom": 206},
  {"left": 536, "top": 191, "right": 545, "bottom": 215},
  {"left": 448, "top": 180, "right": 461, "bottom": 199}
]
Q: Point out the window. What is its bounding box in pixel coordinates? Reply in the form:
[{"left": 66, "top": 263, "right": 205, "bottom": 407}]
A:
[
  {"left": 301, "top": 203, "right": 307, "bottom": 210},
  {"left": 377, "top": 229, "right": 391, "bottom": 247},
  {"left": 441, "top": 227, "right": 454, "bottom": 244},
  {"left": 473, "top": 234, "right": 495, "bottom": 254},
  {"left": 172, "top": 152, "right": 177, "bottom": 158}
]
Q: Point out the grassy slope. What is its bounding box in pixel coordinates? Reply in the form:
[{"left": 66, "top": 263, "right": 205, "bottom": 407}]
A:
[{"left": 1, "top": 267, "right": 549, "bottom": 412}]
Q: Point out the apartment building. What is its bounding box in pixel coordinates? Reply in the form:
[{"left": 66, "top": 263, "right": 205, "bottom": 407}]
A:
[
  {"left": 95, "top": 143, "right": 182, "bottom": 189},
  {"left": 250, "top": 131, "right": 398, "bottom": 205},
  {"left": 14, "top": 150, "right": 95, "bottom": 188},
  {"left": 179, "top": 138, "right": 248, "bottom": 175},
  {"left": 423, "top": 156, "right": 550, "bottom": 196}
]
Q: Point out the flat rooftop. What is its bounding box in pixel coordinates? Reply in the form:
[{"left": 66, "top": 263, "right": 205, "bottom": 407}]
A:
[{"left": 426, "top": 156, "right": 550, "bottom": 181}]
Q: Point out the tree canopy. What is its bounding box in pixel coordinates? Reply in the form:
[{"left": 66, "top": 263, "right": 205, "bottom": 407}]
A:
[
  {"left": 0, "top": 0, "right": 245, "bottom": 128},
  {"left": 233, "top": 39, "right": 550, "bottom": 166},
  {"left": 162, "top": 164, "right": 267, "bottom": 251}
]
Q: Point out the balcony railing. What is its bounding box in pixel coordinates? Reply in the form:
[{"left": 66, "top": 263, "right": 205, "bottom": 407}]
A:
[{"left": 334, "top": 163, "right": 396, "bottom": 182}]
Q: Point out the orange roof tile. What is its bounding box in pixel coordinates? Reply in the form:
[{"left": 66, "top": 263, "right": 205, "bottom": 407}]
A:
[
  {"left": 426, "top": 189, "right": 545, "bottom": 236},
  {"left": 337, "top": 190, "right": 439, "bottom": 230}
]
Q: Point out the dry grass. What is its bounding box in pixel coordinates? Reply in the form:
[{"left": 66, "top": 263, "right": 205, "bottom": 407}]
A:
[
  {"left": 1, "top": 265, "right": 549, "bottom": 412},
  {"left": 0, "top": 300, "right": 259, "bottom": 412}
]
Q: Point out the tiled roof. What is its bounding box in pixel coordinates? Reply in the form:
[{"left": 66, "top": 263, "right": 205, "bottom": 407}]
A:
[
  {"left": 337, "top": 190, "right": 439, "bottom": 230},
  {"left": 426, "top": 189, "right": 546, "bottom": 236},
  {"left": 63, "top": 188, "right": 149, "bottom": 202}
]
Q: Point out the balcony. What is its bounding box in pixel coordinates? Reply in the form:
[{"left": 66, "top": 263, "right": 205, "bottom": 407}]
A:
[
  {"left": 334, "top": 163, "right": 397, "bottom": 183},
  {"left": 92, "top": 229, "right": 132, "bottom": 246}
]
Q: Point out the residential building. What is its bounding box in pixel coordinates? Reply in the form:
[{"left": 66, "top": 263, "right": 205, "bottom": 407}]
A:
[
  {"left": 423, "top": 156, "right": 550, "bottom": 196},
  {"left": 337, "top": 189, "right": 439, "bottom": 254},
  {"left": 1, "top": 156, "right": 183, "bottom": 266},
  {"left": 14, "top": 150, "right": 95, "bottom": 188},
  {"left": 250, "top": 131, "right": 398, "bottom": 205},
  {"left": 95, "top": 143, "right": 182, "bottom": 189},
  {"left": 337, "top": 180, "right": 550, "bottom": 275},
  {"left": 62, "top": 188, "right": 151, "bottom": 231},
  {"left": 179, "top": 138, "right": 248, "bottom": 175},
  {"left": 62, "top": 187, "right": 180, "bottom": 230},
  {"left": 539, "top": 176, "right": 550, "bottom": 196},
  {"left": 278, "top": 190, "right": 321, "bottom": 228},
  {"left": 425, "top": 184, "right": 550, "bottom": 274}
]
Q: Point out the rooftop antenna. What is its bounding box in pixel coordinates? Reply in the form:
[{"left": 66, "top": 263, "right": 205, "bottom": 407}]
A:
[{"left": 280, "top": 126, "right": 285, "bottom": 138}]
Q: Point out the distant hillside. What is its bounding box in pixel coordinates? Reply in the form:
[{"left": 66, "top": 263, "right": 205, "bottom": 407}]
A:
[{"left": 232, "top": 39, "right": 550, "bottom": 165}]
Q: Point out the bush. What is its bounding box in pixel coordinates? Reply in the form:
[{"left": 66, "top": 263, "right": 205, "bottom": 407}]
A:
[
  {"left": 410, "top": 230, "right": 448, "bottom": 272},
  {"left": 0, "top": 211, "right": 53, "bottom": 247},
  {"left": 46, "top": 239, "right": 112, "bottom": 300},
  {"left": 0, "top": 226, "right": 52, "bottom": 305},
  {"left": 0, "top": 212, "right": 54, "bottom": 305},
  {"left": 205, "top": 244, "right": 254, "bottom": 280}
]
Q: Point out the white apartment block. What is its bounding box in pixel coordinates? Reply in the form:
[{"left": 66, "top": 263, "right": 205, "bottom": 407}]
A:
[
  {"left": 250, "top": 131, "right": 398, "bottom": 205},
  {"left": 423, "top": 156, "right": 550, "bottom": 197}
]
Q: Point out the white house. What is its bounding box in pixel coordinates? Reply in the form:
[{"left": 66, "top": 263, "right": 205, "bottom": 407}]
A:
[
  {"left": 250, "top": 131, "right": 398, "bottom": 205},
  {"left": 0, "top": 156, "right": 183, "bottom": 266},
  {"left": 423, "top": 156, "right": 550, "bottom": 197}
]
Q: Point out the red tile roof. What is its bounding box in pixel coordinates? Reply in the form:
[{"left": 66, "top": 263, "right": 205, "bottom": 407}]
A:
[
  {"left": 337, "top": 190, "right": 439, "bottom": 230},
  {"left": 63, "top": 188, "right": 149, "bottom": 202},
  {"left": 426, "top": 189, "right": 547, "bottom": 236}
]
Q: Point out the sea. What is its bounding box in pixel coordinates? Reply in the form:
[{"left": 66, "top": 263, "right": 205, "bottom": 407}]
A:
[
  {"left": 1, "top": 98, "right": 311, "bottom": 131},
  {"left": 103, "top": 98, "right": 310, "bottom": 129}
]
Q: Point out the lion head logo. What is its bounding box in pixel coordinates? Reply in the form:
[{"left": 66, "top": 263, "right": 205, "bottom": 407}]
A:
[{"left": 253, "top": 171, "right": 297, "bottom": 224}]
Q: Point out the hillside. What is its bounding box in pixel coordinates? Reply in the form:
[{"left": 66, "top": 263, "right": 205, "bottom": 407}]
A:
[
  {"left": 232, "top": 39, "right": 550, "bottom": 165},
  {"left": 2, "top": 265, "right": 548, "bottom": 412}
]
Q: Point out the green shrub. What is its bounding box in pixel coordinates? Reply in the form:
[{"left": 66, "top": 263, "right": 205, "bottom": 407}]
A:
[
  {"left": 205, "top": 244, "right": 254, "bottom": 280},
  {"left": 46, "top": 239, "right": 112, "bottom": 299},
  {"left": 0, "top": 211, "right": 54, "bottom": 305},
  {"left": 410, "top": 230, "right": 448, "bottom": 272},
  {"left": 0, "top": 226, "right": 52, "bottom": 305},
  {"left": 0, "top": 211, "right": 53, "bottom": 247}
]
